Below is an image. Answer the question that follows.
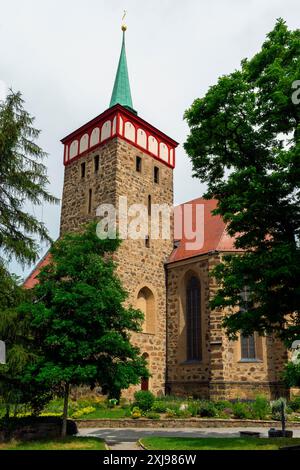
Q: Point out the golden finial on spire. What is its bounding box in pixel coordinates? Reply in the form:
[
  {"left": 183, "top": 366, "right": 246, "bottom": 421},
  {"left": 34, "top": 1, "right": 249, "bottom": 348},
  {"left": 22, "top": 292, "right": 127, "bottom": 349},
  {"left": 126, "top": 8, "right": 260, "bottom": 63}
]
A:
[{"left": 121, "top": 10, "right": 127, "bottom": 31}]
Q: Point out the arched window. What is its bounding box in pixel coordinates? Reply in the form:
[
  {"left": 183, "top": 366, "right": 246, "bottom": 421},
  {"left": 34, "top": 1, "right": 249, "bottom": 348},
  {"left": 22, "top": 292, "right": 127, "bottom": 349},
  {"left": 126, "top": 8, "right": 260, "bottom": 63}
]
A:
[
  {"left": 137, "top": 287, "right": 155, "bottom": 334},
  {"left": 186, "top": 276, "right": 202, "bottom": 361}
]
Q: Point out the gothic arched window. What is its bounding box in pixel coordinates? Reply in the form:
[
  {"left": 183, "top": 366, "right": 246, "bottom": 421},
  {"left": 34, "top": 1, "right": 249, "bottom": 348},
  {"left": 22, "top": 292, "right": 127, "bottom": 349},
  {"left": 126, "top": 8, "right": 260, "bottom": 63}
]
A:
[
  {"left": 137, "top": 287, "right": 155, "bottom": 334},
  {"left": 186, "top": 276, "right": 202, "bottom": 361}
]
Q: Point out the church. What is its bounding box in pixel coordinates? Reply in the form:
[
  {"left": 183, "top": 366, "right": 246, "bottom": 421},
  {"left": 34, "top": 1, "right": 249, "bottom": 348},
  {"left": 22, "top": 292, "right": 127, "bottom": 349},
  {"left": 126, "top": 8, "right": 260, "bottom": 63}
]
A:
[{"left": 24, "top": 26, "right": 288, "bottom": 400}]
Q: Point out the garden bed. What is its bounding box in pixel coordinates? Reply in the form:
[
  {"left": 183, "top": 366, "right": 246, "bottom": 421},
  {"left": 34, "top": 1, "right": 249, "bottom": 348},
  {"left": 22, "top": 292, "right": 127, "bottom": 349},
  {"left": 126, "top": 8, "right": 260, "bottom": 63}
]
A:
[{"left": 2, "top": 394, "right": 300, "bottom": 430}]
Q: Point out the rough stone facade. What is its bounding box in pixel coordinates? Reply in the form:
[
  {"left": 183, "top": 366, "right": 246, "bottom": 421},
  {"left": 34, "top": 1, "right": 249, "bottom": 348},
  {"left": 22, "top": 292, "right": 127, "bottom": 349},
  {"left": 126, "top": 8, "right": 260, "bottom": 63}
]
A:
[
  {"left": 60, "top": 136, "right": 173, "bottom": 396},
  {"left": 166, "top": 253, "right": 289, "bottom": 400}
]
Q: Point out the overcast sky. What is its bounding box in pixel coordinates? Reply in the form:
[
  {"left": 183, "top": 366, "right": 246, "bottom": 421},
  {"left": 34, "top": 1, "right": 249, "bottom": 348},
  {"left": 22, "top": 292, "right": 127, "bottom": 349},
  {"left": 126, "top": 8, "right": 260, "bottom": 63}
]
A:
[{"left": 1, "top": 0, "right": 299, "bottom": 278}]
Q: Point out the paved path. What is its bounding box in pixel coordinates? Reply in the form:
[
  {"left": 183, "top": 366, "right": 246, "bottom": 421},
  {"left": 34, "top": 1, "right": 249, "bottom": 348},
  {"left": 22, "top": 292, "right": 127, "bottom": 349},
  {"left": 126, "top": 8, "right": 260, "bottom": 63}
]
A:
[{"left": 79, "top": 426, "right": 300, "bottom": 449}]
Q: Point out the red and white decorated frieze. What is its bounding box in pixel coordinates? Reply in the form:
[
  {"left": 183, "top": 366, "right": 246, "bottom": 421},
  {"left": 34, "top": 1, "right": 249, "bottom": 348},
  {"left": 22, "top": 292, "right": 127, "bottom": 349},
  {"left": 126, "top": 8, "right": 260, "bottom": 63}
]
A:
[{"left": 62, "top": 104, "right": 178, "bottom": 168}]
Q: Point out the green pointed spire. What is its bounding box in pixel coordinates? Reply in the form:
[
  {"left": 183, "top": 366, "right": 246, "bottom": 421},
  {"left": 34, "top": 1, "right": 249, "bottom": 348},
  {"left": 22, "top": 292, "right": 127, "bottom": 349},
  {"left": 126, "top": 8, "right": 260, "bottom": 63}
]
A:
[{"left": 110, "top": 30, "right": 136, "bottom": 113}]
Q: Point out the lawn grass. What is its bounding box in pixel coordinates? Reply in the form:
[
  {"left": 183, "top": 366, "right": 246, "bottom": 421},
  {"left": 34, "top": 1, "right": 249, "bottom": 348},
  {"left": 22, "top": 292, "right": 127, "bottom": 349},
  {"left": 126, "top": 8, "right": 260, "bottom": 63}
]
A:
[
  {"left": 76, "top": 407, "right": 128, "bottom": 419},
  {"left": 0, "top": 437, "right": 106, "bottom": 450},
  {"left": 140, "top": 437, "right": 300, "bottom": 451}
]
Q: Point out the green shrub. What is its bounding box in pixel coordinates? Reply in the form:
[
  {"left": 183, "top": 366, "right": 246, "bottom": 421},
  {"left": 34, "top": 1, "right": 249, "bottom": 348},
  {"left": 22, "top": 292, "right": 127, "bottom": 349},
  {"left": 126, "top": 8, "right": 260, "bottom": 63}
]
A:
[
  {"left": 124, "top": 407, "right": 132, "bottom": 418},
  {"left": 217, "top": 408, "right": 233, "bottom": 419},
  {"left": 71, "top": 406, "right": 96, "bottom": 419},
  {"left": 107, "top": 398, "right": 118, "bottom": 408},
  {"left": 232, "top": 401, "right": 251, "bottom": 419},
  {"left": 151, "top": 401, "right": 168, "bottom": 413},
  {"left": 187, "top": 402, "right": 200, "bottom": 417},
  {"left": 271, "top": 397, "right": 287, "bottom": 421},
  {"left": 131, "top": 407, "right": 142, "bottom": 419},
  {"left": 165, "top": 402, "right": 181, "bottom": 412},
  {"left": 133, "top": 391, "right": 155, "bottom": 411},
  {"left": 289, "top": 397, "right": 300, "bottom": 412},
  {"left": 165, "top": 408, "right": 177, "bottom": 418},
  {"left": 252, "top": 395, "right": 270, "bottom": 420},
  {"left": 197, "top": 401, "right": 217, "bottom": 418},
  {"left": 120, "top": 403, "right": 131, "bottom": 411},
  {"left": 214, "top": 400, "right": 233, "bottom": 411},
  {"left": 144, "top": 411, "right": 160, "bottom": 420},
  {"left": 176, "top": 409, "right": 192, "bottom": 418},
  {"left": 119, "top": 398, "right": 130, "bottom": 409}
]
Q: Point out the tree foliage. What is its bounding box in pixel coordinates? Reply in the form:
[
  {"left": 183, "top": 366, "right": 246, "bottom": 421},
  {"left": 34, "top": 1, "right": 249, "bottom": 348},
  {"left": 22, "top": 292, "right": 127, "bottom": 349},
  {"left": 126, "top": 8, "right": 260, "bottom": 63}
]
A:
[
  {"left": 0, "top": 265, "right": 50, "bottom": 416},
  {"left": 184, "top": 19, "right": 300, "bottom": 345},
  {"left": 283, "top": 352, "right": 300, "bottom": 388},
  {"left": 20, "top": 223, "right": 148, "bottom": 434},
  {"left": 0, "top": 90, "right": 58, "bottom": 265}
]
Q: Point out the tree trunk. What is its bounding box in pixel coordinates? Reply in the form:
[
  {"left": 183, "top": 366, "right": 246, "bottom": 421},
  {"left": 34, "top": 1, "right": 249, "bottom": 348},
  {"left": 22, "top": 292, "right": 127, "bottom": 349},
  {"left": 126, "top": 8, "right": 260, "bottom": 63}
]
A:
[
  {"left": 61, "top": 382, "right": 70, "bottom": 438},
  {"left": 281, "top": 401, "right": 286, "bottom": 436}
]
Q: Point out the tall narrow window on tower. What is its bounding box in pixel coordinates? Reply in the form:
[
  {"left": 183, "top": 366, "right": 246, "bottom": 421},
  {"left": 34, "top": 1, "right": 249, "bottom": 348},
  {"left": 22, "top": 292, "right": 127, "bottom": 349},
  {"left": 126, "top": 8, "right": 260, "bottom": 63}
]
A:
[
  {"left": 81, "top": 162, "right": 86, "bottom": 178},
  {"left": 154, "top": 166, "right": 159, "bottom": 184},
  {"left": 88, "top": 189, "right": 92, "bottom": 214},
  {"left": 94, "top": 155, "right": 100, "bottom": 173},
  {"left": 136, "top": 156, "right": 142, "bottom": 172},
  {"left": 145, "top": 235, "right": 150, "bottom": 248},
  {"left": 148, "top": 195, "right": 152, "bottom": 216}
]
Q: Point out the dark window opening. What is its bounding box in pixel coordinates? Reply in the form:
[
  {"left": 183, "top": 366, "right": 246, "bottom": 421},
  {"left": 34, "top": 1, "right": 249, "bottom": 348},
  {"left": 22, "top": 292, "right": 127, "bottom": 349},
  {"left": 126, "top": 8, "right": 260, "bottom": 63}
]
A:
[
  {"left": 154, "top": 166, "right": 159, "bottom": 184},
  {"left": 241, "top": 335, "right": 256, "bottom": 359},
  {"left": 81, "top": 162, "right": 86, "bottom": 178},
  {"left": 141, "top": 377, "right": 149, "bottom": 391},
  {"left": 94, "top": 155, "right": 100, "bottom": 173},
  {"left": 186, "top": 276, "right": 202, "bottom": 361},
  {"left": 88, "top": 189, "right": 92, "bottom": 214},
  {"left": 145, "top": 235, "right": 150, "bottom": 248},
  {"left": 136, "top": 156, "right": 142, "bottom": 172},
  {"left": 148, "top": 195, "right": 151, "bottom": 216}
]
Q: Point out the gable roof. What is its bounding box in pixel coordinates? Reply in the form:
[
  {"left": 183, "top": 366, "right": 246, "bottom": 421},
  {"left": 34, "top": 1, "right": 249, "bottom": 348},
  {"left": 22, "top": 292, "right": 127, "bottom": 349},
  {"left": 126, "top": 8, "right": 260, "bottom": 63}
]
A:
[
  {"left": 23, "top": 252, "right": 52, "bottom": 289},
  {"left": 168, "top": 198, "right": 240, "bottom": 263}
]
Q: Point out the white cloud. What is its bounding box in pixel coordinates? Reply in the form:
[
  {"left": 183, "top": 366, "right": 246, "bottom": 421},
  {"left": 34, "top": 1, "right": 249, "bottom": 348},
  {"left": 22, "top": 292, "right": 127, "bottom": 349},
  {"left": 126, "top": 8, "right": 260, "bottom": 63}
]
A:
[{"left": 0, "top": 80, "right": 7, "bottom": 101}]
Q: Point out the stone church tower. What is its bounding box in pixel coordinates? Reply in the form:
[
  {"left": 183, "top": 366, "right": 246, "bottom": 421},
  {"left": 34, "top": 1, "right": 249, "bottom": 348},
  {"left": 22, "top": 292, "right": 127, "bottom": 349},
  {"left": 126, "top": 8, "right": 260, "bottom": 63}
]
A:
[{"left": 59, "top": 27, "right": 178, "bottom": 396}]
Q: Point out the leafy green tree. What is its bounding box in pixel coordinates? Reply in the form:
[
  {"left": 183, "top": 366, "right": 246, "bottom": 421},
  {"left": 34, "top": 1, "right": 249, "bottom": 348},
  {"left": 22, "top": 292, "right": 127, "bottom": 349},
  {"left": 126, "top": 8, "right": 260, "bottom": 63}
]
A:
[
  {"left": 0, "top": 90, "right": 58, "bottom": 265},
  {"left": 184, "top": 19, "right": 300, "bottom": 345},
  {"left": 0, "top": 262, "right": 24, "bottom": 310},
  {"left": 0, "top": 307, "right": 52, "bottom": 418},
  {"left": 283, "top": 354, "right": 300, "bottom": 388},
  {"left": 0, "top": 266, "right": 51, "bottom": 417},
  {"left": 20, "top": 223, "right": 148, "bottom": 436}
]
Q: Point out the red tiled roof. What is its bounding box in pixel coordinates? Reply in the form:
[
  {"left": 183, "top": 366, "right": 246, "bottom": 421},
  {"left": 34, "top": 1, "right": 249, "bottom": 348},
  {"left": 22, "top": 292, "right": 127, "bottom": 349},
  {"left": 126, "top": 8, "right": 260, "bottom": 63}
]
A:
[
  {"left": 168, "top": 198, "right": 240, "bottom": 263},
  {"left": 23, "top": 252, "right": 52, "bottom": 289}
]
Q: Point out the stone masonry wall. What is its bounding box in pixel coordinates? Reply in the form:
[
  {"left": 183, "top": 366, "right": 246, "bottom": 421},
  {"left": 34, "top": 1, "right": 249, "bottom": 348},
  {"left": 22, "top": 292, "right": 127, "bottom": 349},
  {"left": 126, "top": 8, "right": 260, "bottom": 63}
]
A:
[
  {"left": 60, "top": 136, "right": 173, "bottom": 397},
  {"left": 113, "top": 139, "right": 173, "bottom": 397},
  {"left": 166, "top": 253, "right": 288, "bottom": 400}
]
